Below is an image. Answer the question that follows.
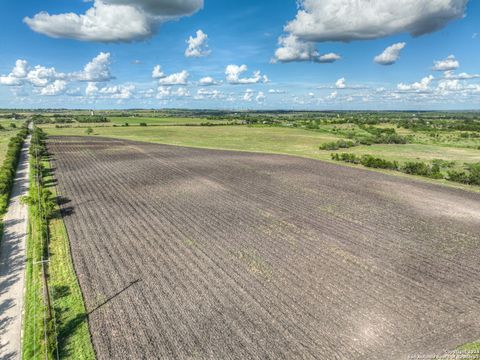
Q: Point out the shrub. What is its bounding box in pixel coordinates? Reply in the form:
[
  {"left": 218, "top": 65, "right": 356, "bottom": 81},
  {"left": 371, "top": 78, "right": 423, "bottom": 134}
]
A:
[
  {"left": 85, "top": 127, "right": 93, "bottom": 135},
  {"left": 401, "top": 161, "right": 442, "bottom": 179},
  {"left": 139, "top": 122, "right": 147, "bottom": 127},
  {"left": 10, "top": 123, "right": 16, "bottom": 128},
  {"left": 360, "top": 155, "right": 398, "bottom": 170},
  {"left": 466, "top": 163, "right": 480, "bottom": 185},
  {"left": 320, "top": 140, "right": 357, "bottom": 151},
  {"left": 447, "top": 170, "right": 470, "bottom": 184}
]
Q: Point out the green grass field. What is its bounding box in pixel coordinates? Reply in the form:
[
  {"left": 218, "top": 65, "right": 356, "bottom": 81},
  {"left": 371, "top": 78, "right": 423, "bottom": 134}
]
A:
[
  {"left": 39, "top": 116, "right": 233, "bottom": 128},
  {"left": 42, "top": 124, "right": 480, "bottom": 167}
]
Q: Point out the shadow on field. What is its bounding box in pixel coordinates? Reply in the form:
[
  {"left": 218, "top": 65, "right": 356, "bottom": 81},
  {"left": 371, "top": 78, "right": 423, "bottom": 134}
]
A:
[
  {"left": 88, "top": 279, "right": 142, "bottom": 316},
  {"left": 55, "top": 279, "right": 142, "bottom": 358}
]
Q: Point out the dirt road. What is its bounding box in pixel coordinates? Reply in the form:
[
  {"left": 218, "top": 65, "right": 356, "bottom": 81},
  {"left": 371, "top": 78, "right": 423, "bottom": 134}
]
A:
[
  {"left": 0, "top": 135, "right": 30, "bottom": 360},
  {"left": 48, "top": 136, "right": 480, "bottom": 360}
]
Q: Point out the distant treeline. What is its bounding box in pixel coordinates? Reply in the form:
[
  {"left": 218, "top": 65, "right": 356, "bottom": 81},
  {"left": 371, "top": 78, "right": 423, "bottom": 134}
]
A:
[{"left": 32, "top": 114, "right": 109, "bottom": 124}]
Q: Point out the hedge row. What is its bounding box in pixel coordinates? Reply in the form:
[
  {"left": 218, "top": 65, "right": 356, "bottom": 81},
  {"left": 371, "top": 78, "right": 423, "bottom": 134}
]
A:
[
  {"left": 331, "top": 152, "right": 480, "bottom": 186},
  {"left": 0, "top": 123, "right": 29, "bottom": 216}
]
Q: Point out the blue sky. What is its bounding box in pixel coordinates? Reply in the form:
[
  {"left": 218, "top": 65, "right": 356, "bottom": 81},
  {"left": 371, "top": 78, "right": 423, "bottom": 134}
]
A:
[{"left": 0, "top": 0, "right": 479, "bottom": 110}]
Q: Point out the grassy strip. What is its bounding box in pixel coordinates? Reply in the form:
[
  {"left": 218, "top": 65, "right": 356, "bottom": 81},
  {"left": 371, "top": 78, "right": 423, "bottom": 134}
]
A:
[
  {"left": 0, "top": 122, "right": 29, "bottom": 235},
  {"left": 22, "top": 127, "right": 95, "bottom": 359},
  {"left": 43, "top": 153, "right": 95, "bottom": 359}
]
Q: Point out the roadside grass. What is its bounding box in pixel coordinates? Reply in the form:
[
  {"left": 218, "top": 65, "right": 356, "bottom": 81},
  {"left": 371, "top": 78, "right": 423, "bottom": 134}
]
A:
[
  {"left": 43, "top": 157, "right": 95, "bottom": 359},
  {"left": 22, "top": 130, "right": 95, "bottom": 360}
]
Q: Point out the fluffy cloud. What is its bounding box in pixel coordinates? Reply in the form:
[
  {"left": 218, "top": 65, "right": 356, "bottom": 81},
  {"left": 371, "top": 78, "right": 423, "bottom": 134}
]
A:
[
  {"left": 432, "top": 55, "right": 460, "bottom": 71},
  {"left": 156, "top": 86, "right": 190, "bottom": 98},
  {"left": 243, "top": 89, "right": 255, "bottom": 102},
  {"left": 85, "top": 82, "right": 99, "bottom": 96},
  {"left": 24, "top": 0, "right": 204, "bottom": 42},
  {"left": 195, "top": 88, "right": 223, "bottom": 100},
  {"left": 198, "top": 76, "right": 219, "bottom": 86},
  {"left": 0, "top": 59, "right": 67, "bottom": 87},
  {"left": 256, "top": 91, "right": 266, "bottom": 103},
  {"left": 326, "top": 91, "right": 338, "bottom": 100},
  {"left": 98, "top": 84, "right": 135, "bottom": 99},
  {"left": 40, "top": 80, "right": 68, "bottom": 96},
  {"left": 158, "top": 70, "right": 189, "bottom": 85},
  {"left": 152, "top": 65, "right": 165, "bottom": 79},
  {"left": 397, "top": 75, "right": 434, "bottom": 92},
  {"left": 185, "top": 29, "right": 210, "bottom": 57},
  {"left": 268, "top": 89, "right": 286, "bottom": 94},
  {"left": 283, "top": 0, "right": 468, "bottom": 43},
  {"left": 225, "top": 65, "right": 268, "bottom": 84},
  {"left": 1, "top": 53, "right": 119, "bottom": 99},
  {"left": 85, "top": 82, "right": 135, "bottom": 98},
  {"left": 374, "top": 42, "right": 406, "bottom": 65},
  {"left": 74, "top": 52, "right": 114, "bottom": 82},
  {"left": 443, "top": 70, "right": 480, "bottom": 79},
  {"left": 335, "top": 77, "right": 346, "bottom": 89},
  {"left": 27, "top": 66, "right": 66, "bottom": 87},
  {"left": 0, "top": 60, "right": 29, "bottom": 85},
  {"left": 272, "top": 35, "right": 341, "bottom": 63}
]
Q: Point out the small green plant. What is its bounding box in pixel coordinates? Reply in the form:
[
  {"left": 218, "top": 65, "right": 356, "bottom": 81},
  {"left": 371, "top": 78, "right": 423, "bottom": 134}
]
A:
[
  {"left": 85, "top": 127, "right": 93, "bottom": 135},
  {"left": 139, "top": 122, "right": 147, "bottom": 127}
]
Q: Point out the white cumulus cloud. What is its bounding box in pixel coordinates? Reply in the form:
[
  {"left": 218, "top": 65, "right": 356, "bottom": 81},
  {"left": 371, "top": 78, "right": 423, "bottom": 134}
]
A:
[
  {"left": 272, "top": 35, "right": 341, "bottom": 63},
  {"left": 185, "top": 29, "right": 210, "bottom": 57},
  {"left": 374, "top": 42, "right": 406, "bottom": 65},
  {"left": 198, "top": 76, "right": 219, "bottom": 86},
  {"left": 335, "top": 77, "right": 346, "bottom": 89},
  {"left": 432, "top": 55, "right": 460, "bottom": 71},
  {"left": 283, "top": 0, "right": 468, "bottom": 43},
  {"left": 225, "top": 64, "right": 268, "bottom": 84},
  {"left": 158, "top": 70, "right": 189, "bottom": 85},
  {"left": 74, "top": 52, "right": 114, "bottom": 82},
  {"left": 24, "top": 0, "right": 204, "bottom": 42},
  {"left": 152, "top": 65, "right": 165, "bottom": 79},
  {"left": 397, "top": 75, "right": 434, "bottom": 92},
  {"left": 40, "top": 80, "right": 68, "bottom": 96}
]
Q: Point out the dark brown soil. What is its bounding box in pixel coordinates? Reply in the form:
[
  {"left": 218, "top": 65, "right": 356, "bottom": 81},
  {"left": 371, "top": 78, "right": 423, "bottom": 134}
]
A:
[{"left": 48, "top": 136, "right": 480, "bottom": 360}]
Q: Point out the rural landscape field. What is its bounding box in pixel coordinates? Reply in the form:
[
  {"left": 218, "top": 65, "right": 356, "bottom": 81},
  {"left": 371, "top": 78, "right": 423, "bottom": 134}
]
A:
[{"left": 1, "top": 0, "right": 480, "bottom": 359}]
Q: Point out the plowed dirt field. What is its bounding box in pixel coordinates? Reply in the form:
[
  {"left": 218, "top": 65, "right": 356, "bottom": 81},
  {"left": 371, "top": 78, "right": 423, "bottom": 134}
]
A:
[{"left": 48, "top": 136, "right": 480, "bottom": 360}]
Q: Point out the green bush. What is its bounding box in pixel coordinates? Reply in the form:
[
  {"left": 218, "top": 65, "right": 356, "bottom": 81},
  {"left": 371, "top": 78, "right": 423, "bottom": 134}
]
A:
[
  {"left": 447, "top": 170, "right": 470, "bottom": 184},
  {"left": 320, "top": 140, "right": 357, "bottom": 151},
  {"left": 401, "top": 161, "right": 442, "bottom": 179},
  {"left": 139, "top": 122, "right": 147, "bottom": 127},
  {"left": 360, "top": 155, "right": 399, "bottom": 170},
  {"left": 466, "top": 163, "right": 480, "bottom": 185},
  {"left": 0, "top": 122, "right": 29, "bottom": 218}
]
